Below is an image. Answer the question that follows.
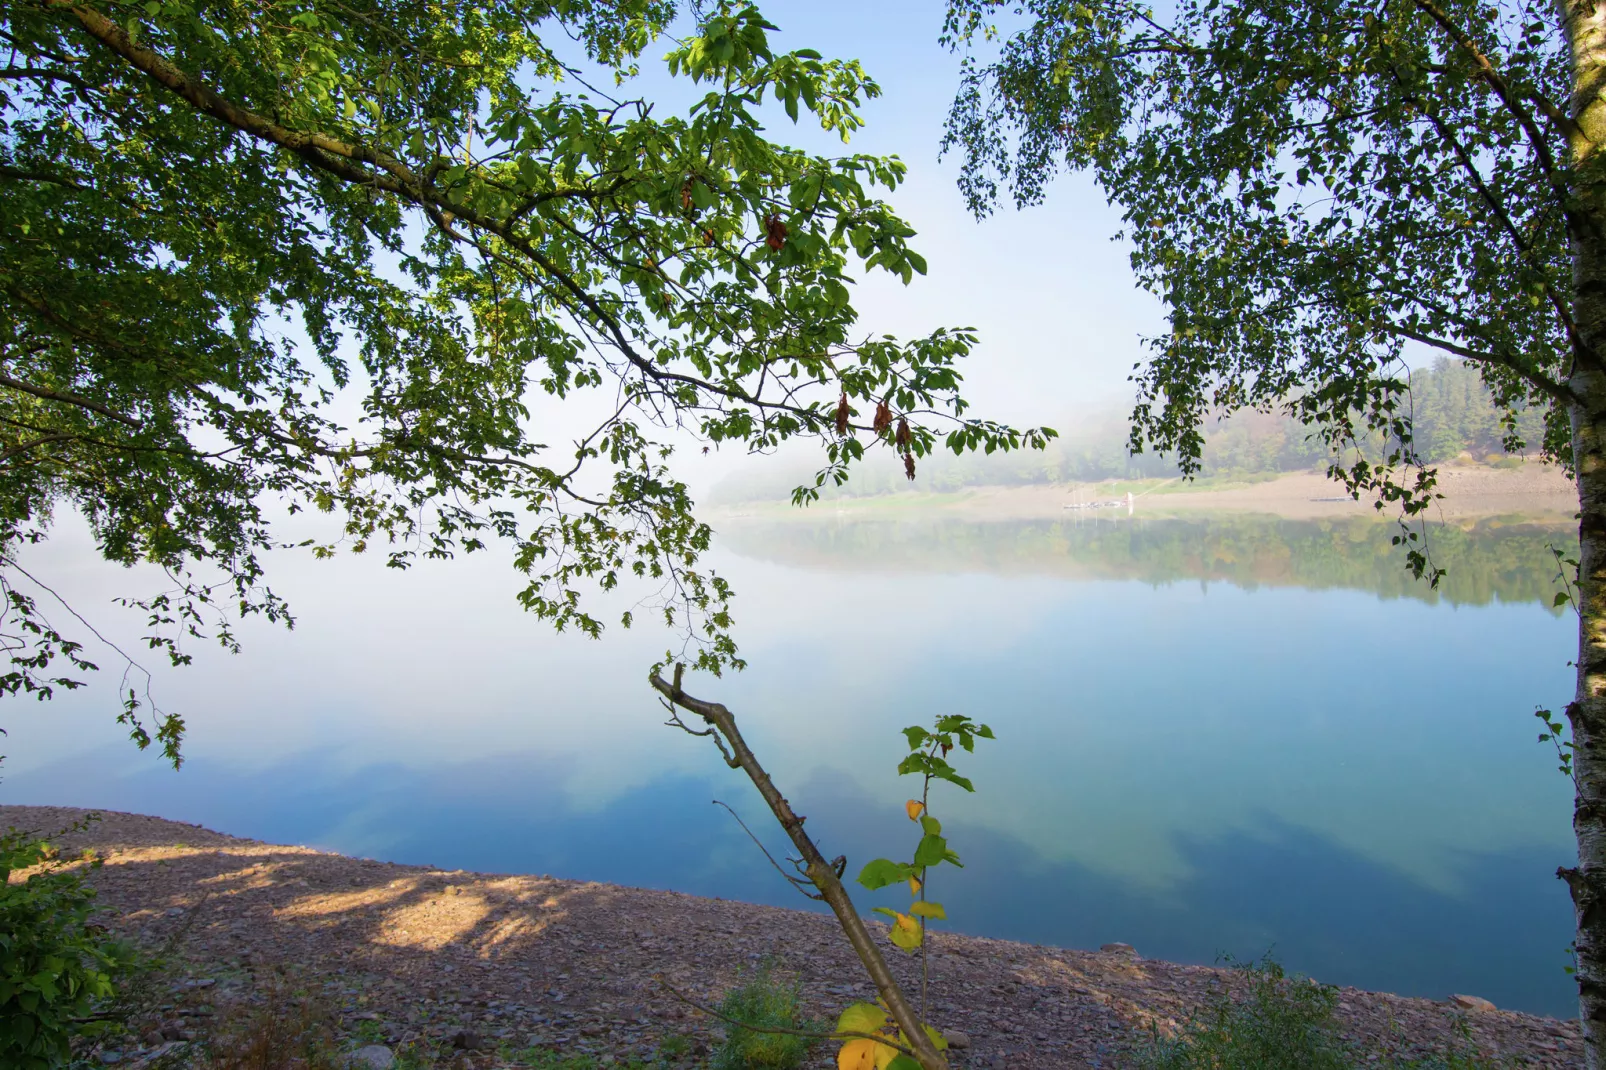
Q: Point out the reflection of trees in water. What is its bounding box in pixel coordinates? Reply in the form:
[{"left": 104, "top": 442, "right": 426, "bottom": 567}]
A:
[{"left": 720, "top": 514, "right": 1576, "bottom": 610}]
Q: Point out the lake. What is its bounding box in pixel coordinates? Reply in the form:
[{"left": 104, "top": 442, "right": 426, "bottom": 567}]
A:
[{"left": 0, "top": 509, "right": 1581, "bottom": 1017}]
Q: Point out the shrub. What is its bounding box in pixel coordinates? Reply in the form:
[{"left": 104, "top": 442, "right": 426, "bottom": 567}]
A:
[
  {"left": 1135, "top": 956, "right": 1351, "bottom": 1070},
  {"left": 709, "top": 963, "right": 821, "bottom": 1070},
  {"left": 201, "top": 974, "right": 341, "bottom": 1070},
  {"left": 1133, "top": 956, "right": 1511, "bottom": 1070},
  {"left": 0, "top": 822, "right": 129, "bottom": 1069}
]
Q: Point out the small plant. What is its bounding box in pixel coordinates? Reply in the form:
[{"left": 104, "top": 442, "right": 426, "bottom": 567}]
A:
[
  {"left": 709, "top": 962, "right": 821, "bottom": 1070},
  {"left": 1133, "top": 956, "right": 1512, "bottom": 1070},
  {"left": 1135, "top": 956, "right": 1350, "bottom": 1070},
  {"left": 654, "top": 666, "right": 966, "bottom": 1068},
  {"left": 0, "top": 819, "right": 132, "bottom": 1070},
  {"left": 201, "top": 973, "right": 340, "bottom": 1070},
  {"left": 656, "top": 1032, "right": 693, "bottom": 1062},
  {"left": 835, "top": 715, "right": 991, "bottom": 1070}
]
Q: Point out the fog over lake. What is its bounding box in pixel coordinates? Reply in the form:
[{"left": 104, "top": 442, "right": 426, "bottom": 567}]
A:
[{"left": 1, "top": 510, "right": 1579, "bottom": 1016}]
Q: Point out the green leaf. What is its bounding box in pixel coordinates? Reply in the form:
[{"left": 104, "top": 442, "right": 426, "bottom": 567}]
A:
[
  {"left": 913, "top": 833, "right": 948, "bottom": 868},
  {"left": 909, "top": 900, "right": 946, "bottom": 919},
  {"left": 857, "top": 858, "right": 913, "bottom": 891},
  {"left": 835, "top": 1001, "right": 888, "bottom": 1036},
  {"left": 919, "top": 814, "right": 942, "bottom": 836}
]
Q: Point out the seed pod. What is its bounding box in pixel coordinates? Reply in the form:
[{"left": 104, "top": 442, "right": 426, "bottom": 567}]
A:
[
  {"left": 903, "top": 451, "right": 916, "bottom": 481},
  {"left": 834, "top": 392, "right": 850, "bottom": 436},
  {"left": 873, "top": 399, "right": 893, "bottom": 435},
  {"left": 703, "top": 228, "right": 715, "bottom": 246},
  {"left": 764, "top": 214, "right": 788, "bottom": 251},
  {"left": 895, "top": 417, "right": 910, "bottom": 450}
]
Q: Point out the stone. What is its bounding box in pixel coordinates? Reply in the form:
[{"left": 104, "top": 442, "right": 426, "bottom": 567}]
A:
[
  {"left": 1100, "top": 942, "right": 1136, "bottom": 955},
  {"left": 945, "top": 1030, "right": 971, "bottom": 1049},
  {"left": 1450, "top": 994, "right": 1496, "bottom": 1013},
  {"left": 346, "top": 1046, "right": 396, "bottom": 1070},
  {"left": 448, "top": 1029, "right": 485, "bottom": 1051}
]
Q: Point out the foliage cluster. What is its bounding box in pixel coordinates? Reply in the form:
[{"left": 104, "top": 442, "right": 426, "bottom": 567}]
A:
[
  {"left": 0, "top": 0, "right": 1051, "bottom": 749},
  {"left": 0, "top": 824, "right": 128, "bottom": 1070}
]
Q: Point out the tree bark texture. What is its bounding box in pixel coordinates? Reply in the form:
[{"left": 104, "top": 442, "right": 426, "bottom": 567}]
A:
[{"left": 1563, "top": 1, "right": 1606, "bottom": 1062}]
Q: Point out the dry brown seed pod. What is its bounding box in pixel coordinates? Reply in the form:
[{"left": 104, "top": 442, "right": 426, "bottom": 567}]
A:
[{"left": 764, "top": 214, "right": 788, "bottom": 250}]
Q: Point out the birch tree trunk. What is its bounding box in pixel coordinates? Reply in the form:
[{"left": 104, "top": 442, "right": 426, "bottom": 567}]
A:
[
  {"left": 1563, "top": 2, "right": 1606, "bottom": 1061},
  {"left": 1567, "top": 377, "right": 1606, "bottom": 1068}
]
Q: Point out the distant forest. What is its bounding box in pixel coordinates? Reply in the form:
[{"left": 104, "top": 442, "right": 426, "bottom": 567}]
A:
[{"left": 711, "top": 358, "right": 1551, "bottom": 502}]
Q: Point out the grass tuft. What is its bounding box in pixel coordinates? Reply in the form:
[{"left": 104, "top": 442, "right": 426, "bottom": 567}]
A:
[{"left": 708, "top": 962, "right": 821, "bottom": 1070}]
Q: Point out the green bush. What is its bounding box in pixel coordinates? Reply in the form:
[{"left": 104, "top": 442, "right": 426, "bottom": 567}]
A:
[
  {"left": 709, "top": 963, "right": 821, "bottom": 1070},
  {"left": 1136, "top": 957, "right": 1351, "bottom": 1070},
  {"left": 0, "top": 822, "right": 128, "bottom": 1069},
  {"left": 1133, "top": 957, "right": 1510, "bottom": 1070}
]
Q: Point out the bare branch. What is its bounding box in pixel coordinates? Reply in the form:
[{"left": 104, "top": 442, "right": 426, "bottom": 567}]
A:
[{"left": 711, "top": 799, "right": 825, "bottom": 901}]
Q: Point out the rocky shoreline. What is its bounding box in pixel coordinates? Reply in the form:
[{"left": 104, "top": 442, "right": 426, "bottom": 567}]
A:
[{"left": 3, "top": 805, "right": 1584, "bottom": 1069}]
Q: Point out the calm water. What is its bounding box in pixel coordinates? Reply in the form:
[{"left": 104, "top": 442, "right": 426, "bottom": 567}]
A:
[{"left": 0, "top": 511, "right": 1581, "bottom": 1016}]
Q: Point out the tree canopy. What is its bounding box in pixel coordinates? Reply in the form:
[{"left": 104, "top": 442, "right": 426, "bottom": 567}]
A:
[
  {"left": 938, "top": 0, "right": 1606, "bottom": 1051},
  {"left": 0, "top": 0, "right": 1050, "bottom": 757},
  {"left": 942, "top": 0, "right": 1572, "bottom": 546}
]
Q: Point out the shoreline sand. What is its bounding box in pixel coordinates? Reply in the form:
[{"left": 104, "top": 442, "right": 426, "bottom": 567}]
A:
[{"left": 3, "top": 805, "right": 1583, "bottom": 1069}]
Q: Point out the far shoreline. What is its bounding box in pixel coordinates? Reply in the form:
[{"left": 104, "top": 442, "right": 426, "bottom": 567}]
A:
[{"left": 710, "top": 462, "right": 1579, "bottom": 526}]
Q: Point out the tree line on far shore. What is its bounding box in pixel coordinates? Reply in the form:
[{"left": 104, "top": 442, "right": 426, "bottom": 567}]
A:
[{"left": 712, "top": 358, "right": 1552, "bottom": 503}]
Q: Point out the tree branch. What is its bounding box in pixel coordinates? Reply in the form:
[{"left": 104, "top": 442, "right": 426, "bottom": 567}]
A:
[
  {"left": 53, "top": 0, "right": 912, "bottom": 440},
  {"left": 0, "top": 372, "right": 142, "bottom": 428},
  {"left": 649, "top": 665, "right": 949, "bottom": 1070},
  {"left": 1384, "top": 322, "right": 1580, "bottom": 406},
  {"left": 1410, "top": 0, "right": 1578, "bottom": 154}
]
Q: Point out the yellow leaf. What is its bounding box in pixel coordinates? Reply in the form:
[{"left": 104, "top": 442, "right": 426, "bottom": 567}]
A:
[
  {"left": 907, "top": 876, "right": 921, "bottom": 896},
  {"left": 838, "top": 1038, "right": 879, "bottom": 1070},
  {"left": 923, "top": 1023, "right": 949, "bottom": 1051},
  {"left": 905, "top": 799, "right": 924, "bottom": 821},
  {"left": 874, "top": 1039, "right": 902, "bottom": 1069},
  {"left": 888, "top": 912, "right": 923, "bottom": 950},
  {"left": 910, "top": 900, "right": 946, "bottom": 920},
  {"left": 836, "top": 1002, "right": 889, "bottom": 1036}
]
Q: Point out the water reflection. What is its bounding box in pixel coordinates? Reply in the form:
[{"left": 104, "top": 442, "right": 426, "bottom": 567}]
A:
[
  {"left": 0, "top": 509, "right": 1581, "bottom": 1018},
  {"left": 719, "top": 513, "right": 1576, "bottom": 609},
  {"left": 4, "top": 746, "right": 1575, "bottom": 1017}
]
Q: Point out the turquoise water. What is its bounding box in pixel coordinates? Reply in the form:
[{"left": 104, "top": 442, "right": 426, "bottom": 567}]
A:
[{"left": 0, "top": 512, "right": 1581, "bottom": 1016}]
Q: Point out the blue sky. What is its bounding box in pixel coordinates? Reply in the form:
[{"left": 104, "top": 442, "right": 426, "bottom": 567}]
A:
[{"left": 651, "top": 0, "right": 1167, "bottom": 433}]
